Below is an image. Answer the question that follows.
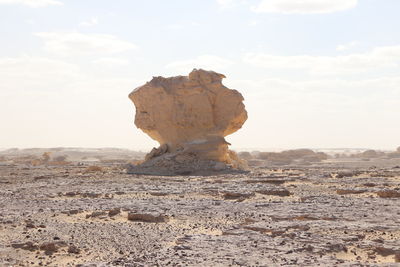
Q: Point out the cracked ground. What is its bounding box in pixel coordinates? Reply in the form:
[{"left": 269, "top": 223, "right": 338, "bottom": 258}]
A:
[{"left": 1, "top": 158, "right": 400, "bottom": 266}]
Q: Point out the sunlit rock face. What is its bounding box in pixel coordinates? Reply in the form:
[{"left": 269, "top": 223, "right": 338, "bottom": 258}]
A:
[{"left": 128, "top": 69, "right": 247, "bottom": 175}]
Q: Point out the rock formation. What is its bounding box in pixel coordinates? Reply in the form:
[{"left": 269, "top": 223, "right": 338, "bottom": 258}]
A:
[{"left": 128, "top": 69, "right": 247, "bottom": 175}]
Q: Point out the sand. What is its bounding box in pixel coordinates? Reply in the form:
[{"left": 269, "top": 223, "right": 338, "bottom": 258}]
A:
[{"left": 0, "top": 153, "right": 399, "bottom": 266}]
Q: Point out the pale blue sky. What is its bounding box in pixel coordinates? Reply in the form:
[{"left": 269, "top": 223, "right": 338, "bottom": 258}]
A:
[{"left": 1, "top": 0, "right": 399, "bottom": 150}]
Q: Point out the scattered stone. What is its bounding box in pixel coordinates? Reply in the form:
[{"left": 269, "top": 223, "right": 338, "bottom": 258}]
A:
[
  {"left": 127, "top": 213, "right": 169, "bottom": 223},
  {"left": 2, "top": 150, "right": 400, "bottom": 266},
  {"left": 81, "top": 192, "right": 102, "bottom": 198},
  {"left": 336, "top": 189, "right": 366, "bottom": 195},
  {"left": 395, "top": 252, "right": 400, "bottom": 262},
  {"left": 84, "top": 166, "right": 103, "bottom": 173},
  {"left": 25, "top": 222, "right": 36, "bottom": 228},
  {"left": 62, "top": 209, "right": 80, "bottom": 215},
  {"left": 34, "top": 175, "right": 50, "bottom": 181},
  {"left": 11, "top": 241, "right": 38, "bottom": 251},
  {"left": 373, "top": 246, "right": 399, "bottom": 256},
  {"left": 376, "top": 190, "right": 400, "bottom": 198},
  {"left": 333, "top": 171, "right": 362, "bottom": 178},
  {"left": 326, "top": 244, "right": 347, "bottom": 253},
  {"left": 244, "top": 179, "right": 286, "bottom": 185},
  {"left": 67, "top": 245, "right": 80, "bottom": 254},
  {"left": 86, "top": 211, "right": 107, "bottom": 219},
  {"left": 65, "top": 192, "right": 78, "bottom": 197},
  {"left": 223, "top": 192, "right": 254, "bottom": 200},
  {"left": 292, "top": 215, "right": 320, "bottom": 221},
  {"left": 256, "top": 189, "right": 291, "bottom": 197},
  {"left": 68, "top": 210, "right": 79, "bottom": 215},
  {"left": 39, "top": 242, "right": 58, "bottom": 255},
  {"left": 108, "top": 208, "right": 121, "bottom": 217}
]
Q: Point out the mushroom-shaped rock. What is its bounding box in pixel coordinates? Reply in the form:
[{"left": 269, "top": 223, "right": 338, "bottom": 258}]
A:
[{"left": 128, "top": 69, "right": 248, "bottom": 175}]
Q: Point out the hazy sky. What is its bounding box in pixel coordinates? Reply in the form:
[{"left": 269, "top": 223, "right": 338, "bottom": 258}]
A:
[{"left": 1, "top": 0, "right": 399, "bottom": 150}]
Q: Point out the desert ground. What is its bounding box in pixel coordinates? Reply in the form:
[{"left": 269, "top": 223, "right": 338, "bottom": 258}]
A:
[{"left": 0, "top": 148, "right": 400, "bottom": 266}]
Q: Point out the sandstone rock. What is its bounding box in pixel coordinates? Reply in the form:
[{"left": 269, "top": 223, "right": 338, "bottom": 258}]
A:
[
  {"left": 39, "top": 242, "right": 58, "bottom": 255},
  {"left": 86, "top": 211, "right": 107, "bottom": 219},
  {"left": 373, "top": 246, "right": 399, "bottom": 256},
  {"left": 376, "top": 190, "right": 400, "bottom": 198},
  {"left": 128, "top": 69, "right": 248, "bottom": 175},
  {"left": 67, "top": 244, "right": 81, "bottom": 254},
  {"left": 108, "top": 208, "right": 121, "bottom": 217},
  {"left": 127, "top": 213, "right": 169, "bottom": 223},
  {"left": 11, "top": 241, "right": 38, "bottom": 251},
  {"left": 256, "top": 189, "right": 291, "bottom": 197},
  {"left": 223, "top": 192, "right": 254, "bottom": 200}
]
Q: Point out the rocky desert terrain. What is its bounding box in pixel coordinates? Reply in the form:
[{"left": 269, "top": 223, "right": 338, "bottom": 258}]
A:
[{"left": 0, "top": 148, "right": 400, "bottom": 266}]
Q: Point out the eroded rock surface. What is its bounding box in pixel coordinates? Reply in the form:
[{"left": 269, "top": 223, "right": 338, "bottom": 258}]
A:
[
  {"left": 128, "top": 69, "right": 248, "bottom": 175},
  {"left": 1, "top": 155, "right": 400, "bottom": 266}
]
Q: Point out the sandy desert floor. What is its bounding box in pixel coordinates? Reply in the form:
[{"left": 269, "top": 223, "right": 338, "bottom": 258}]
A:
[{"left": 1, "top": 157, "right": 400, "bottom": 266}]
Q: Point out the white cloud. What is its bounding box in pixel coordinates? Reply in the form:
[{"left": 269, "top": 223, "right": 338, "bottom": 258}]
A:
[
  {"left": 248, "top": 20, "right": 258, "bottom": 26},
  {"left": 34, "top": 32, "right": 137, "bottom": 56},
  {"left": 167, "top": 24, "right": 185, "bottom": 30},
  {"left": 92, "top": 57, "right": 130, "bottom": 66},
  {"left": 0, "top": 55, "right": 153, "bottom": 149},
  {"left": 243, "top": 45, "right": 400, "bottom": 75},
  {"left": 0, "top": 0, "right": 62, "bottom": 7},
  {"left": 80, "top": 17, "right": 99, "bottom": 27},
  {"left": 166, "top": 22, "right": 201, "bottom": 30},
  {"left": 0, "top": 56, "right": 80, "bottom": 92},
  {"left": 336, "top": 41, "right": 358, "bottom": 51},
  {"left": 227, "top": 76, "right": 400, "bottom": 149},
  {"left": 251, "top": 0, "right": 358, "bottom": 14},
  {"left": 165, "top": 55, "right": 234, "bottom": 73},
  {"left": 231, "top": 77, "right": 400, "bottom": 97},
  {"left": 216, "top": 0, "right": 236, "bottom": 8}
]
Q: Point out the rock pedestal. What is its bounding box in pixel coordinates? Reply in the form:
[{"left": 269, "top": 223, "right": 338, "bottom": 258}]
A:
[{"left": 128, "top": 69, "right": 247, "bottom": 175}]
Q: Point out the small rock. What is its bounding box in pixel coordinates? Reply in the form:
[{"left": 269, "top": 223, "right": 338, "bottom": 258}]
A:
[
  {"left": 11, "top": 241, "right": 38, "bottom": 251},
  {"left": 26, "top": 222, "right": 36, "bottom": 228},
  {"left": 256, "top": 189, "right": 291, "bottom": 197},
  {"left": 223, "top": 192, "right": 254, "bottom": 200},
  {"left": 395, "top": 252, "right": 400, "bottom": 262},
  {"left": 376, "top": 190, "right": 400, "bottom": 198},
  {"left": 374, "top": 246, "right": 398, "bottom": 256},
  {"left": 326, "top": 244, "right": 347, "bottom": 253},
  {"left": 67, "top": 245, "right": 80, "bottom": 254},
  {"left": 86, "top": 211, "right": 107, "bottom": 219},
  {"left": 68, "top": 210, "right": 79, "bottom": 215},
  {"left": 81, "top": 192, "right": 101, "bottom": 198},
  {"left": 39, "top": 242, "right": 58, "bottom": 255},
  {"left": 127, "top": 213, "right": 169, "bottom": 223},
  {"left": 108, "top": 208, "right": 121, "bottom": 217}
]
